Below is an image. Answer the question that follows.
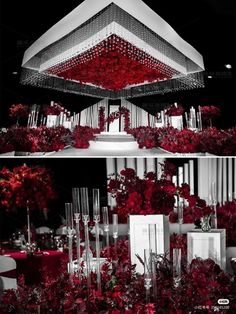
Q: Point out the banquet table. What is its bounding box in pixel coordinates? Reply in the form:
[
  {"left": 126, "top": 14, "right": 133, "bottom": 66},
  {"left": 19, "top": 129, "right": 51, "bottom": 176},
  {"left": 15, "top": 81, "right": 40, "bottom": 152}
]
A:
[{"left": 2, "top": 250, "right": 66, "bottom": 285}]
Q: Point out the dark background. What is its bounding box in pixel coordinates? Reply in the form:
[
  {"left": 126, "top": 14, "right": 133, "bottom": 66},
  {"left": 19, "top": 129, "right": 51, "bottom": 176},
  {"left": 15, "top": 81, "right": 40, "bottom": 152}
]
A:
[{"left": 0, "top": 0, "right": 236, "bottom": 128}]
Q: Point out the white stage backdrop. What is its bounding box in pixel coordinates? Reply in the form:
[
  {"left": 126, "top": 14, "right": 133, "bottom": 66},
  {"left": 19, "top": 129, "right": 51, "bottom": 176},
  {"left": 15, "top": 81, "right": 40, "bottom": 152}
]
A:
[
  {"left": 78, "top": 99, "right": 156, "bottom": 130},
  {"left": 198, "top": 158, "right": 236, "bottom": 205}
]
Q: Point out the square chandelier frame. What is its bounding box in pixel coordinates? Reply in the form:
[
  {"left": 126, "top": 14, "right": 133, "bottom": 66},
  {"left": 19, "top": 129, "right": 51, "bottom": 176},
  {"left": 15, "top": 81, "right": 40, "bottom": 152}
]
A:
[{"left": 21, "top": 0, "right": 205, "bottom": 99}]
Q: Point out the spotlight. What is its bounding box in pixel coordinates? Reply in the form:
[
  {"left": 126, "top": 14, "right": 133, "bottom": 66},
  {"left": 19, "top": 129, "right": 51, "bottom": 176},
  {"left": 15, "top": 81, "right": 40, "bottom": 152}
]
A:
[
  {"left": 12, "top": 71, "right": 18, "bottom": 75},
  {"left": 207, "top": 75, "right": 212, "bottom": 79},
  {"left": 225, "top": 64, "right": 232, "bottom": 69}
]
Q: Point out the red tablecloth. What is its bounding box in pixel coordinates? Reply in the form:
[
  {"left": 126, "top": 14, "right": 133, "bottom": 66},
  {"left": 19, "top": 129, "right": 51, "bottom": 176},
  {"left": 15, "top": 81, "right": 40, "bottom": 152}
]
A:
[{"left": 3, "top": 250, "right": 66, "bottom": 284}]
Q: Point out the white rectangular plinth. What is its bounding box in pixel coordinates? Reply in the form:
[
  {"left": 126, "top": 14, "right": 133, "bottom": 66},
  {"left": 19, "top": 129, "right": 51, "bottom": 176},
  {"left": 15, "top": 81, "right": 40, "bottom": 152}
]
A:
[
  {"left": 129, "top": 215, "right": 169, "bottom": 274},
  {"left": 187, "top": 229, "right": 226, "bottom": 270}
]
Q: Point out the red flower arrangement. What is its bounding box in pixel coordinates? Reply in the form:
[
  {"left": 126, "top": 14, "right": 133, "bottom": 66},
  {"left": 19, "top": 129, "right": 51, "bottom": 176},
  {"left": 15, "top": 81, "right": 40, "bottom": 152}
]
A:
[
  {"left": 0, "top": 164, "right": 56, "bottom": 212},
  {"left": 129, "top": 126, "right": 158, "bottom": 149},
  {"left": 217, "top": 201, "right": 236, "bottom": 246},
  {"left": 106, "top": 107, "right": 130, "bottom": 132},
  {"left": 1, "top": 237, "right": 235, "bottom": 314},
  {"left": 160, "top": 128, "right": 201, "bottom": 153},
  {"left": 108, "top": 167, "right": 177, "bottom": 222},
  {"left": 165, "top": 104, "right": 184, "bottom": 116},
  {"left": 72, "top": 126, "right": 99, "bottom": 149},
  {"left": 9, "top": 104, "right": 29, "bottom": 123},
  {"left": 47, "top": 35, "right": 177, "bottom": 91},
  {"left": 98, "top": 106, "right": 106, "bottom": 132},
  {"left": 0, "top": 130, "right": 14, "bottom": 154},
  {"left": 200, "top": 106, "right": 221, "bottom": 123},
  {"left": 44, "top": 102, "right": 67, "bottom": 116},
  {"left": 3, "top": 126, "right": 71, "bottom": 153}
]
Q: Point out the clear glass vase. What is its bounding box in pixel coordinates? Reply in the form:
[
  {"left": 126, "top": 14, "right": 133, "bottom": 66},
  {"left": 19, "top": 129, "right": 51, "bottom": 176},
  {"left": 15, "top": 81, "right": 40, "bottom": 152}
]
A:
[{"left": 201, "top": 215, "right": 211, "bottom": 232}]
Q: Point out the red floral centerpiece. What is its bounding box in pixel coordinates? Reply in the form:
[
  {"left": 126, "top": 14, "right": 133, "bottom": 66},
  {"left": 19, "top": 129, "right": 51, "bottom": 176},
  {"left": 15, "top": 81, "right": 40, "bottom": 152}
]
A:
[
  {"left": 44, "top": 102, "right": 67, "bottom": 116},
  {"left": 200, "top": 105, "right": 220, "bottom": 127},
  {"left": 165, "top": 104, "right": 184, "bottom": 116},
  {"left": 160, "top": 128, "right": 201, "bottom": 153},
  {"left": 108, "top": 164, "right": 208, "bottom": 223},
  {"left": 9, "top": 104, "right": 29, "bottom": 125},
  {"left": 0, "top": 164, "right": 56, "bottom": 212},
  {"left": 72, "top": 126, "right": 99, "bottom": 149}
]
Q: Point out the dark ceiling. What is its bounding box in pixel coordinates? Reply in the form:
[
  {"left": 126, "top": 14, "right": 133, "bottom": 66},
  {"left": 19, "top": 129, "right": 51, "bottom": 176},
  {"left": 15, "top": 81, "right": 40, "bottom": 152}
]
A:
[{"left": 0, "top": 0, "right": 235, "bottom": 127}]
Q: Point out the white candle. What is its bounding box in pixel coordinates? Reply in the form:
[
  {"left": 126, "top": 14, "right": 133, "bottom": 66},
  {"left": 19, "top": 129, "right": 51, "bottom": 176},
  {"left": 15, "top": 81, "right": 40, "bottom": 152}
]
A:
[{"left": 189, "top": 160, "right": 194, "bottom": 195}]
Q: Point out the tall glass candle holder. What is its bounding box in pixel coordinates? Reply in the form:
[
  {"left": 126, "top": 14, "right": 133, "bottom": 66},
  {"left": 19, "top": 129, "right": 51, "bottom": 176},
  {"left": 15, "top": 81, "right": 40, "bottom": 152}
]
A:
[
  {"left": 65, "top": 203, "right": 74, "bottom": 275},
  {"left": 173, "top": 248, "right": 181, "bottom": 287},
  {"left": 148, "top": 225, "right": 157, "bottom": 303},
  {"left": 211, "top": 182, "right": 217, "bottom": 228},
  {"left": 80, "top": 187, "right": 91, "bottom": 291},
  {"left": 112, "top": 214, "right": 118, "bottom": 261},
  {"left": 93, "top": 188, "right": 102, "bottom": 294},
  {"left": 144, "top": 249, "right": 152, "bottom": 304},
  {"left": 102, "top": 207, "right": 110, "bottom": 252},
  {"left": 72, "top": 187, "right": 81, "bottom": 277},
  {"left": 177, "top": 200, "right": 184, "bottom": 234}
]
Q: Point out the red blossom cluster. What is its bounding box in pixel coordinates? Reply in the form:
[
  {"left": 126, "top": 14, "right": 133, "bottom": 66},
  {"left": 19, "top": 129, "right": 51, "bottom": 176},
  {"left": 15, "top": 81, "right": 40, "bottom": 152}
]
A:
[
  {"left": 106, "top": 107, "right": 130, "bottom": 131},
  {"left": 72, "top": 126, "right": 99, "bottom": 149},
  {"left": 44, "top": 103, "right": 68, "bottom": 116},
  {"left": 47, "top": 35, "right": 176, "bottom": 91},
  {"left": 108, "top": 166, "right": 209, "bottom": 223},
  {"left": 200, "top": 106, "right": 221, "bottom": 122},
  {"left": 0, "top": 130, "right": 14, "bottom": 153},
  {"left": 165, "top": 104, "right": 184, "bottom": 116},
  {"left": 9, "top": 104, "right": 29, "bottom": 120},
  {"left": 217, "top": 201, "right": 236, "bottom": 246},
  {"left": 0, "top": 164, "right": 56, "bottom": 212},
  {"left": 130, "top": 126, "right": 236, "bottom": 155},
  {"left": 1, "top": 237, "right": 235, "bottom": 313},
  {"left": 1, "top": 126, "right": 71, "bottom": 153}
]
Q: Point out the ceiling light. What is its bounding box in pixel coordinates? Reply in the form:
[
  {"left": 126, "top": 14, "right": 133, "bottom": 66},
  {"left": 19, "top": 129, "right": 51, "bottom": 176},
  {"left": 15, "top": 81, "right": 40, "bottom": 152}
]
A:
[
  {"left": 12, "top": 71, "right": 18, "bottom": 75},
  {"left": 207, "top": 75, "right": 212, "bottom": 79},
  {"left": 225, "top": 64, "right": 232, "bottom": 69}
]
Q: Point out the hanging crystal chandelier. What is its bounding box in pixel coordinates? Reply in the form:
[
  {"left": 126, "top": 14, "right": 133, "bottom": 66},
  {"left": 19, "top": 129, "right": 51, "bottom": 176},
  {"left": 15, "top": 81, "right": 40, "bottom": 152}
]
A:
[{"left": 20, "top": 0, "right": 205, "bottom": 99}]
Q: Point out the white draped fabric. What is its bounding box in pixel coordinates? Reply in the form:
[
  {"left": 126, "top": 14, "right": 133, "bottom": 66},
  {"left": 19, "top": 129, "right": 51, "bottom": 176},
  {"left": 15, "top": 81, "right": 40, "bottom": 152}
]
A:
[{"left": 198, "top": 158, "right": 236, "bottom": 205}]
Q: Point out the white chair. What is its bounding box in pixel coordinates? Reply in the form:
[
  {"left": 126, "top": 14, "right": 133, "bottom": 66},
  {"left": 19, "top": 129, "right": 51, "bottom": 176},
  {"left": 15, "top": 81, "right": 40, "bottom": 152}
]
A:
[
  {"left": 56, "top": 226, "right": 68, "bottom": 235},
  {"left": 0, "top": 256, "right": 17, "bottom": 291},
  {"left": 35, "top": 226, "right": 52, "bottom": 234}
]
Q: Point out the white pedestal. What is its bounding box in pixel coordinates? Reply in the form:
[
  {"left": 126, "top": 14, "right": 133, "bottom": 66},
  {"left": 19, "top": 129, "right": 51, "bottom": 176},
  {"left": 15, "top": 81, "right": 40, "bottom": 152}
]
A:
[
  {"left": 187, "top": 229, "right": 226, "bottom": 270},
  {"left": 169, "top": 223, "right": 195, "bottom": 234},
  {"left": 46, "top": 115, "right": 58, "bottom": 127},
  {"left": 129, "top": 215, "right": 169, "bottom": 274},
  {"left": 170, "top": 116, "right": 183, "bottom": 130},
  {"left": 63, "top": 121, "right": 72, "bottom": 130}
]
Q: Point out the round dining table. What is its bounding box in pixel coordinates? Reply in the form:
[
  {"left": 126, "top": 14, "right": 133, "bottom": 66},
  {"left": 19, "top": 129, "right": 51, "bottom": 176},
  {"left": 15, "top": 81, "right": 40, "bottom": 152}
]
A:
[{"left": 3, "top": 250, "right": 66, "bottom": 285}]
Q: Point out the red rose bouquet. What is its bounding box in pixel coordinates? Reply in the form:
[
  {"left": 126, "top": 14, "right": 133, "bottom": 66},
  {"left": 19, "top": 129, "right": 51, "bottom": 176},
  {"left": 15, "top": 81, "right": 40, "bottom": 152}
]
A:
[
  {"left": 0, "top": 164, "right": 56, "bottom": 212},
  {"left": 200, "top": 106, "right": 221, "bottom": 123},
  {"left": 165, "top": 104, "right": 184, "bottom": 116},
  {"left": 72, "top": 126, "right": 99, "bottom": 149}
]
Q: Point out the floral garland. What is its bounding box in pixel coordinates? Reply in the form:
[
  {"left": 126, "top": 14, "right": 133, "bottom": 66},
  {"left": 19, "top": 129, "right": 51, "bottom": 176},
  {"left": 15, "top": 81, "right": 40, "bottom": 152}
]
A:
[
  {"left": 98, "top": 106, "right": 106, "bottom": 132},
  {"left": 106, "top": 107, "right": 130, "bottom": 131},
  {"left": 0, "top": 164, "right": 56, "bottom": 212}
]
